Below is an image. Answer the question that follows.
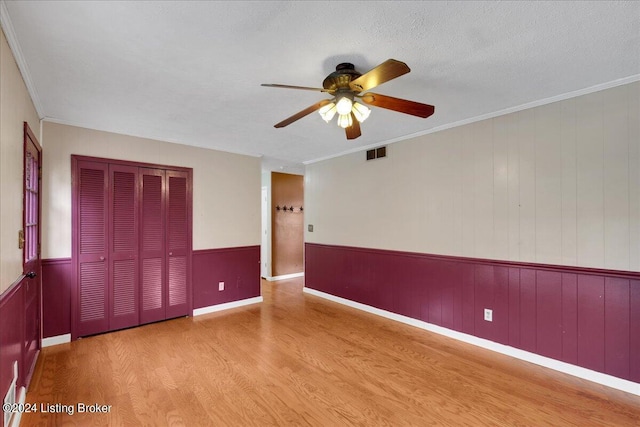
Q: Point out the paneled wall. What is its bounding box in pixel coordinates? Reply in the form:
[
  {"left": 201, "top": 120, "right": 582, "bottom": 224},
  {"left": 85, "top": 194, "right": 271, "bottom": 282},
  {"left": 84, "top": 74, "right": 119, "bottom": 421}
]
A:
[
  {"left": 304, "top": 81, "right": 639, "bottom": 388},
  {"left": 0, "top": 281, "right": 24, "bottom": 402},
  {"left": 41, "top": 246, "right": 261, "bottom": 338},
  {"left": 305, "top": 82, "right": 640, "bottom": 272},
  {"left": 41, "top": 258, "right": 72, "bottom": 338},
  {"left": 192, "top": 246, "right": 260, "bottom": 309},
  {"left": 305, "top": 243, "right": 640, "bottom": 383}
]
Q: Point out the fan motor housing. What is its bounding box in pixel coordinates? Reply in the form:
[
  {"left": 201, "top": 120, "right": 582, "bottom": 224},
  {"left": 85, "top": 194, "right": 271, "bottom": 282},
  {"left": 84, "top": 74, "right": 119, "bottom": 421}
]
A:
[{"left": 322, "top": 63, "right": 362, "bottom": 91}]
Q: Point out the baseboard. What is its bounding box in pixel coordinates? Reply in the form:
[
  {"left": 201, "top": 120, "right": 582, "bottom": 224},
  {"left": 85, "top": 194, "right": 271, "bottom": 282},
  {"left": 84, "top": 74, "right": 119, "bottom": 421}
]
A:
[
  {"left": 42, "top": 334, "right": 71, "bottom": 347},
  {"left": 266, "top": 272, "right": 304, "bottom": 281},
  {"left": 193, "top": 296, "right": 263, "bottom": 316},
  {"left": 303, "top": 286, "right": 640, "bottom": 397},
  {"left": 7, "top": 386, "right": 26, "bottom": 427}
]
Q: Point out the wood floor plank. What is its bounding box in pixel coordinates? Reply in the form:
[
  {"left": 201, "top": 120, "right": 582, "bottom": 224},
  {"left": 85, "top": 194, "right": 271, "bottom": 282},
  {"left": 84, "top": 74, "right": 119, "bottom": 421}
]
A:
[{"left": 22, "top": 278, "right": 640, "bottom": 426}]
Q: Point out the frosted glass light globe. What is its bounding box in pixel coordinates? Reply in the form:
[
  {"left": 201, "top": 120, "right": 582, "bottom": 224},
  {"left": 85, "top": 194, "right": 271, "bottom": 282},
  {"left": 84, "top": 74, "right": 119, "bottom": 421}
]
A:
[
  {"left": 337, "top": 113, "right": 353, "bottom": 128},
  {"left": 335, "top": 97, "right": 353, "bottom": 115}
]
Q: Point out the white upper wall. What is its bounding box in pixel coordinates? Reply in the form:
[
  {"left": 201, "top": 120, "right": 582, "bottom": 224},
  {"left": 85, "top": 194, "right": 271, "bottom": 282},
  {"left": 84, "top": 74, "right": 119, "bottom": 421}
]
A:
[
  {"left": 42, "top": 122, "right": 261, "bottom": 259},
  {"left": 0, "top": 28, "right": 40, "bottom": 293},
  {"left": 305, "top": 82, "right": 640, "bottom": 272}
]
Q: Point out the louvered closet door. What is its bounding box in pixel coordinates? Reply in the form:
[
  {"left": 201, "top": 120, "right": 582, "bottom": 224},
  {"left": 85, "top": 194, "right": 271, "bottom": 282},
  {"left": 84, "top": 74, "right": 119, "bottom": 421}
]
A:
[
  {"left": 76, "top": 161, "right": 109, "bottom": 337},
  {"left": 139, "top": 168, "right": 166, "bottom": 324},
  {"left": 109, "top": 164, "right": 139, "bottom": 330},
  {"left": 166, "top": 170, "right": 190, "bottom": 319}
]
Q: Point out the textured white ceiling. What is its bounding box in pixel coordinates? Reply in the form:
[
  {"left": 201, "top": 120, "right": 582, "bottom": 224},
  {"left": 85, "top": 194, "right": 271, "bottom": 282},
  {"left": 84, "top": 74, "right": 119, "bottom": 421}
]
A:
[{"left": 2, "top": 1, "right": 639, "bottom": 167}]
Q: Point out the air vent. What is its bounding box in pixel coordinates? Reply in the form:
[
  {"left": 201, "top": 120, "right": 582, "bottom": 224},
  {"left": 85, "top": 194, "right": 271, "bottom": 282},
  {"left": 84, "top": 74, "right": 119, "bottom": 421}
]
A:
[{"left": 366, "top": 146, "right": 387, "bottom": 161}]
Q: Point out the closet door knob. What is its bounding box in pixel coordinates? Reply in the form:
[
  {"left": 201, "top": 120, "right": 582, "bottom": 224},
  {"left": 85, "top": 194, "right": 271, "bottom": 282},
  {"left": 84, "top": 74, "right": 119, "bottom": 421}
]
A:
[
  {"left": 99, "top": 256, "right": 105, "bottom": 261},
  {"left": 169, "top": 252, "right": 173, "bottom": 256}
]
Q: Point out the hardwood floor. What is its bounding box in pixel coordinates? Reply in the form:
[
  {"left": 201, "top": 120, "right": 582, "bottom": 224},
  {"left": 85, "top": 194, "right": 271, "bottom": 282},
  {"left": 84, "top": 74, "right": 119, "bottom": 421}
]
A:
[{"left": 22, "top": 278, "right": 640, "bottom": 426}]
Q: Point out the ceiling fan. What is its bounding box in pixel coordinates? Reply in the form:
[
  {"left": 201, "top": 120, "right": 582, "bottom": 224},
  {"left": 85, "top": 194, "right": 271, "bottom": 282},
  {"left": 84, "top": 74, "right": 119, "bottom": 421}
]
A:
[{"left": 261, "top": 59, "right": 435, "bottom": 140}]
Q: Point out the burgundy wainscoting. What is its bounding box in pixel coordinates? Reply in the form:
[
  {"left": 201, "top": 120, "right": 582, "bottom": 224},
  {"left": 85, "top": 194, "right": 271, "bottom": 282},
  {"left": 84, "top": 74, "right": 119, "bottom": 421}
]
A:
[
  {"left": 42, "top": 247, "right": 260, "bottom": 336},
  {"left": 305, "top": 243, "right": 640, "bottom": 384},
  {"left": 630, "top": 280, "right": 640, "bottom": 382},
  {"left": 192, "top": 246, "right": 260, "bottom": 309},
  {"left": 1, "top": 278, "right": 26, "bottom": 421},
  {"left": 42, "top": 258, "right": 72, "bottom": 338},
  {"left": 561, "top": 273, "right": 579, "bottom": 365},
  {"left": 536, "top": 270, "right": 563, "bottom": 361}
]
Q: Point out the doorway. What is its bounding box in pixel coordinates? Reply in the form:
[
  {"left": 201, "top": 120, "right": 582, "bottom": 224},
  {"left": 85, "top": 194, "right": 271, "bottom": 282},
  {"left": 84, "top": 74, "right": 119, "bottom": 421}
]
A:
[
  {"left": 261, "top": 186, "right": 269, "bottom": 278},
  {"left": 270, "top": 172, "right": 304, "bottom": 279}
]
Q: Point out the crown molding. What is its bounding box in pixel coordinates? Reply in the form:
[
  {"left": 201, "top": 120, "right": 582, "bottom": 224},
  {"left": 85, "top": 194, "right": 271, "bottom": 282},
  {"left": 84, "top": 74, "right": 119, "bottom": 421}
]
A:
[
  {"left": 42, "top": 116, "right": 263, "bottom": 158},
  {"left": 304, "top": 74, "right": 640, "bottom": 165},
  {"left": 0, "top": 0, "right": 44, "bottom": 118}
]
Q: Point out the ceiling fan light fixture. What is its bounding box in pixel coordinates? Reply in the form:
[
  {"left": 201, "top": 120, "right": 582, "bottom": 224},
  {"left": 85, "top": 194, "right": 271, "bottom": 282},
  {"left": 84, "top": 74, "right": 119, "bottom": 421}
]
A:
[
  {"left": 318, "top": 102, "right": 337, "bottom": 122},
  {"left": 337, "top": 113, "right": 353, "bottom": 129},
  {"left": 335, "top": 96, "right": 353, "bottom": 115},
  {"left": 351, "top": 102, "right": 370, "bottom": 123},
  {"left": 263, "top": 59, "right": 434, "bottom": 139}
]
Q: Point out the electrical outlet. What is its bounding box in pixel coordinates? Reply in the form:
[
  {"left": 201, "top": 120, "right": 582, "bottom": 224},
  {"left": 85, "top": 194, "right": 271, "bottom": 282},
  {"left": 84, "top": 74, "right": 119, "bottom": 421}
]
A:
[
  {"left": 484, "top": 308, "right": 493, "bottom": 322},
  {"left": 218, "top": 281, "right": 224, "bottom": 291}
]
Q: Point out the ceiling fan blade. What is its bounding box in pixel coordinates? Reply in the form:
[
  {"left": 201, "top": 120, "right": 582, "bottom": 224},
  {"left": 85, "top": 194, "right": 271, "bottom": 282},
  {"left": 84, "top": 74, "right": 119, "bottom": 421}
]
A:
[
  {"left": 349, "top": 59, "right": 411, "bottom": 93},
  {"left": 345, "top": 113, "right": 361, "bottom": 140},
  {"left": 274, "top": 99, "right": 331, "bottom": 128},
  {"left": 261, "top": 84, "right": 334, "bottom": 93},
  {"left": 360, "top": 93, "right": 435, "bottom": 118}
]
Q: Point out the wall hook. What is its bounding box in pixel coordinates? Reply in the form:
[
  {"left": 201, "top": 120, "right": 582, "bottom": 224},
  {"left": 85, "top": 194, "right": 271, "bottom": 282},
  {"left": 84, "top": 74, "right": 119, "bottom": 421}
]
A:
[{"left": 275, "top": 205, "right": 280, "bottom": 211}]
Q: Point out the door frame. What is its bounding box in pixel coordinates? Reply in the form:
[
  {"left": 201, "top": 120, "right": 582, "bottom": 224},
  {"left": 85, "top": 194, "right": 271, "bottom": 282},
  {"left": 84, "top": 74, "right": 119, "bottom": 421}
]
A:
[
  {"left": 71, "top": 155, "right": 193, "bottom": 340},
  {"left": 261, "top": 186, "right": 270, "bottom": 278}
]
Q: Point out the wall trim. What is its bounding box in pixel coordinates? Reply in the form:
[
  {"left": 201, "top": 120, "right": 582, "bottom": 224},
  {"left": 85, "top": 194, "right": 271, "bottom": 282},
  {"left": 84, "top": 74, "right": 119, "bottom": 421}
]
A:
[
  {"left": 43, "top": 117, "right": 263, "bottom": 159},
  {"left": 193, "top": 245, "right": 260, "bottom": 255},
  {"left": 303, "top": 287, "right": 640, "bottom": 397},
  {"left": 0, "top": 0, "right": 44, "bottom": 118},
  {"left": 0, "top": 274, "right": 25, "bottom": 303},
  {"left": 72, "top": 154, "right": 193, "bottom": 175},
  {"left": 193, "top": 296, "right": 263, "bottom": 317},
  {"left": 42, "top": 334, "right": 71, "bottom": 348},
  {"left": 266, "top": 272, "right": 304, "bottom": 282},
  {"left": 304, "top": 75, "right": 640, "bottom": 165},
  {"left": 41, "top": 257, "right": 72, "bottom": 265},
  {"left": 305, "top": 243, "right": 640, "bottom": 278}
]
